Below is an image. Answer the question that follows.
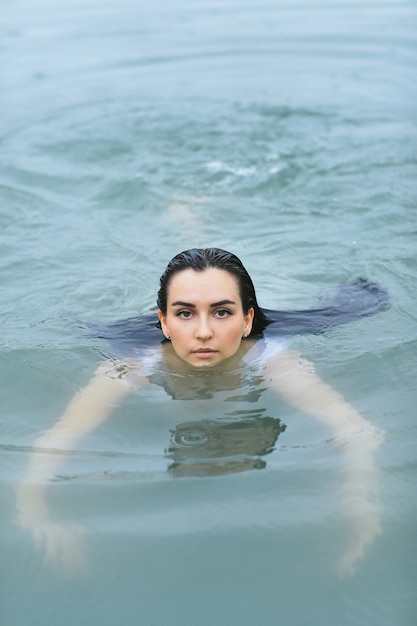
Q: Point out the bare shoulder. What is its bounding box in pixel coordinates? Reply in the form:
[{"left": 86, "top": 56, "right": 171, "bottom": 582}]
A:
[
  {"left": 93, "top": 357, "right": 150, "bottom": 390},
  {"left": 263, "top": 348, "right": 315, "bottom": 378}
]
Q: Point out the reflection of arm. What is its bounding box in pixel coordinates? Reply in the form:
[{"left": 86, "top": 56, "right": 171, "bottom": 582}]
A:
[{"left": 265, "top": 349, "right": 384, "bottom": 576}]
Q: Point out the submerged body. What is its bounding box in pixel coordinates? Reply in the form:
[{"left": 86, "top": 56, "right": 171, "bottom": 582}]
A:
[{"left": 16, "top": 248, "right": 387, "bottom": 576}]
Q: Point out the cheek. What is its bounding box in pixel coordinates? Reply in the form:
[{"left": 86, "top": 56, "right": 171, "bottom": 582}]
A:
[
  {"left": 169, "top": 319, "right": 190, "bottom": 340},
  {"left": 225, "top": 321, "right": 244, "bottom": 343}
]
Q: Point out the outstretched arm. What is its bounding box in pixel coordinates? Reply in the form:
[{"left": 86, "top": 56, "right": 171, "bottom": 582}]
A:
[
  {"left": 15, "top": 361, "right": 138, "bottom": 571},
  {"left": 264, "top": 349, "right": 384, "bottom": 576},
  {"left": 21, "top": 362, "right": 133, "bottom": 482}
]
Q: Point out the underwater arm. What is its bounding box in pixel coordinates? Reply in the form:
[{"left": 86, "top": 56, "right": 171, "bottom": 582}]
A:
[
  {"left": 264, "top": 350, "right": 373, "bottom": 430},
  {"left": 20, "top": 362, "right": 134, "bottom": 483},
  {"left": 15, "top": 361, "right": 138, "bottom": 571},
  {"left": 264, "top": 349, "right": 384, "bottom": 576}
]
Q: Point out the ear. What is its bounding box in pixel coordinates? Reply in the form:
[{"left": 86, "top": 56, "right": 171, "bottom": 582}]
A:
[
  {"left": 244, "top": 307, "right": 254, "bottom": 336},
  {"left": 158, "top": 310, "right": 169, "bottom": 337}
]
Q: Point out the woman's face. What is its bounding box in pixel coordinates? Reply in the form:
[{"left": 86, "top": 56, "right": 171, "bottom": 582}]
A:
[{"left": 158, "top": 268, "right": 254, "bottom": 368}]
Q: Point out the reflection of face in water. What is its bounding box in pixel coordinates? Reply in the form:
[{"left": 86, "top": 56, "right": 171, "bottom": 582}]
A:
[
  {"left": 166, "top": 411, "right": 286, "bottom": 477},
  {"left": 153, "top": 346, "right": 285, "bottom": 476}
]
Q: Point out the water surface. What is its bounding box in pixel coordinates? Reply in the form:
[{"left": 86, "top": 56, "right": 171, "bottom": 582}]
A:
[{"left": 1, "top": 0, "right": 417, "bottom": 624}]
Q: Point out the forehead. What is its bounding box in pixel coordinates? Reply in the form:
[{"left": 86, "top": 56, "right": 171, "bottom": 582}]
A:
[{"left": 167, "top": 268, "right": 241, "bottom": 302}]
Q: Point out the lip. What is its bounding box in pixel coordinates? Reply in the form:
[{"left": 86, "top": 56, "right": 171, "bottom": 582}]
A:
[{"left": 192, "top": 348, "right": 218, "bottom": 358}]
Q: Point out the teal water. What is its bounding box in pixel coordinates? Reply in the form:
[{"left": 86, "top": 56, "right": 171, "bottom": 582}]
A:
[{"left": 1, "top": 0, "right": 417, "bottom": 624}]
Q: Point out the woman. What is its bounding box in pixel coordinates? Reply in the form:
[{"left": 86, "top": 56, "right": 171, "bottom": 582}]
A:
[{"left": 16, "top": 248, "right": 386, "bottom": 575}]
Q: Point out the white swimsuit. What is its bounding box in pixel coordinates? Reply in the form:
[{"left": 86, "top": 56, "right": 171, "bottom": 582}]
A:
[
  {"left": 242, "top": 337, "right": 289, "bottom": 370},
  {"left": 108, "top": 336, "right": 290, "bottom": 397},
  {"left": 138, "top": 336, "right": 289, "bottom": 377}
]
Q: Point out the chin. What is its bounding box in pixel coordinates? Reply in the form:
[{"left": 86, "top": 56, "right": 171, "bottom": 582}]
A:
[
  {"left": 187, "top": 355, "right": 223, "bottom": 368},
  {"left": 190, "top": 359, "right": 219, "bottom": 368}
]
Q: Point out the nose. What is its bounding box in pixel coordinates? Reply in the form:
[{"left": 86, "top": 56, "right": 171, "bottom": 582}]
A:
[{"left": 195, "top": 315, "right": 213, "bottom": 340}]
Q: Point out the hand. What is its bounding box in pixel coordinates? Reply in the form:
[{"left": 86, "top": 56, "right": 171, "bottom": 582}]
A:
[
  {"left": 16, "top": 483, "right": 88, "bottom": 575},
  {"left": 337, "top": 502, "right": 382, "bottom": 577},
  {"left": 32, "top": 521, "right": 88, "bottom": 575}
]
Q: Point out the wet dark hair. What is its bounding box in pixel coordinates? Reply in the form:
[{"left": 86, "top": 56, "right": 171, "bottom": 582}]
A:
[
  {"left": 157, "top": 248, "right": 272, "bottom": 336},
  {"left": 88, "top": 253, "right": 389, "bottom": 355}
]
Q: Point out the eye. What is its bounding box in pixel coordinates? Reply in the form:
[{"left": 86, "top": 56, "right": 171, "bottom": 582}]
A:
[
  {"left": 176, "top": 310, "right": 193, "bottom": 319},
  {"left": 214, "top": 309, "right": 231, "bottom": 318}
]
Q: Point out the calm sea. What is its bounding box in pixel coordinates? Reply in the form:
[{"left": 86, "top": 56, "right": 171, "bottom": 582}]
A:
[{"left": 1, "top": 0, "right": 417, "bottom": 624}]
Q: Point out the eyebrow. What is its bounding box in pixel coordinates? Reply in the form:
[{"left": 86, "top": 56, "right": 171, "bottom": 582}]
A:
[{"left": 170, "top": 299, "right": 237, "bottom": 308}]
